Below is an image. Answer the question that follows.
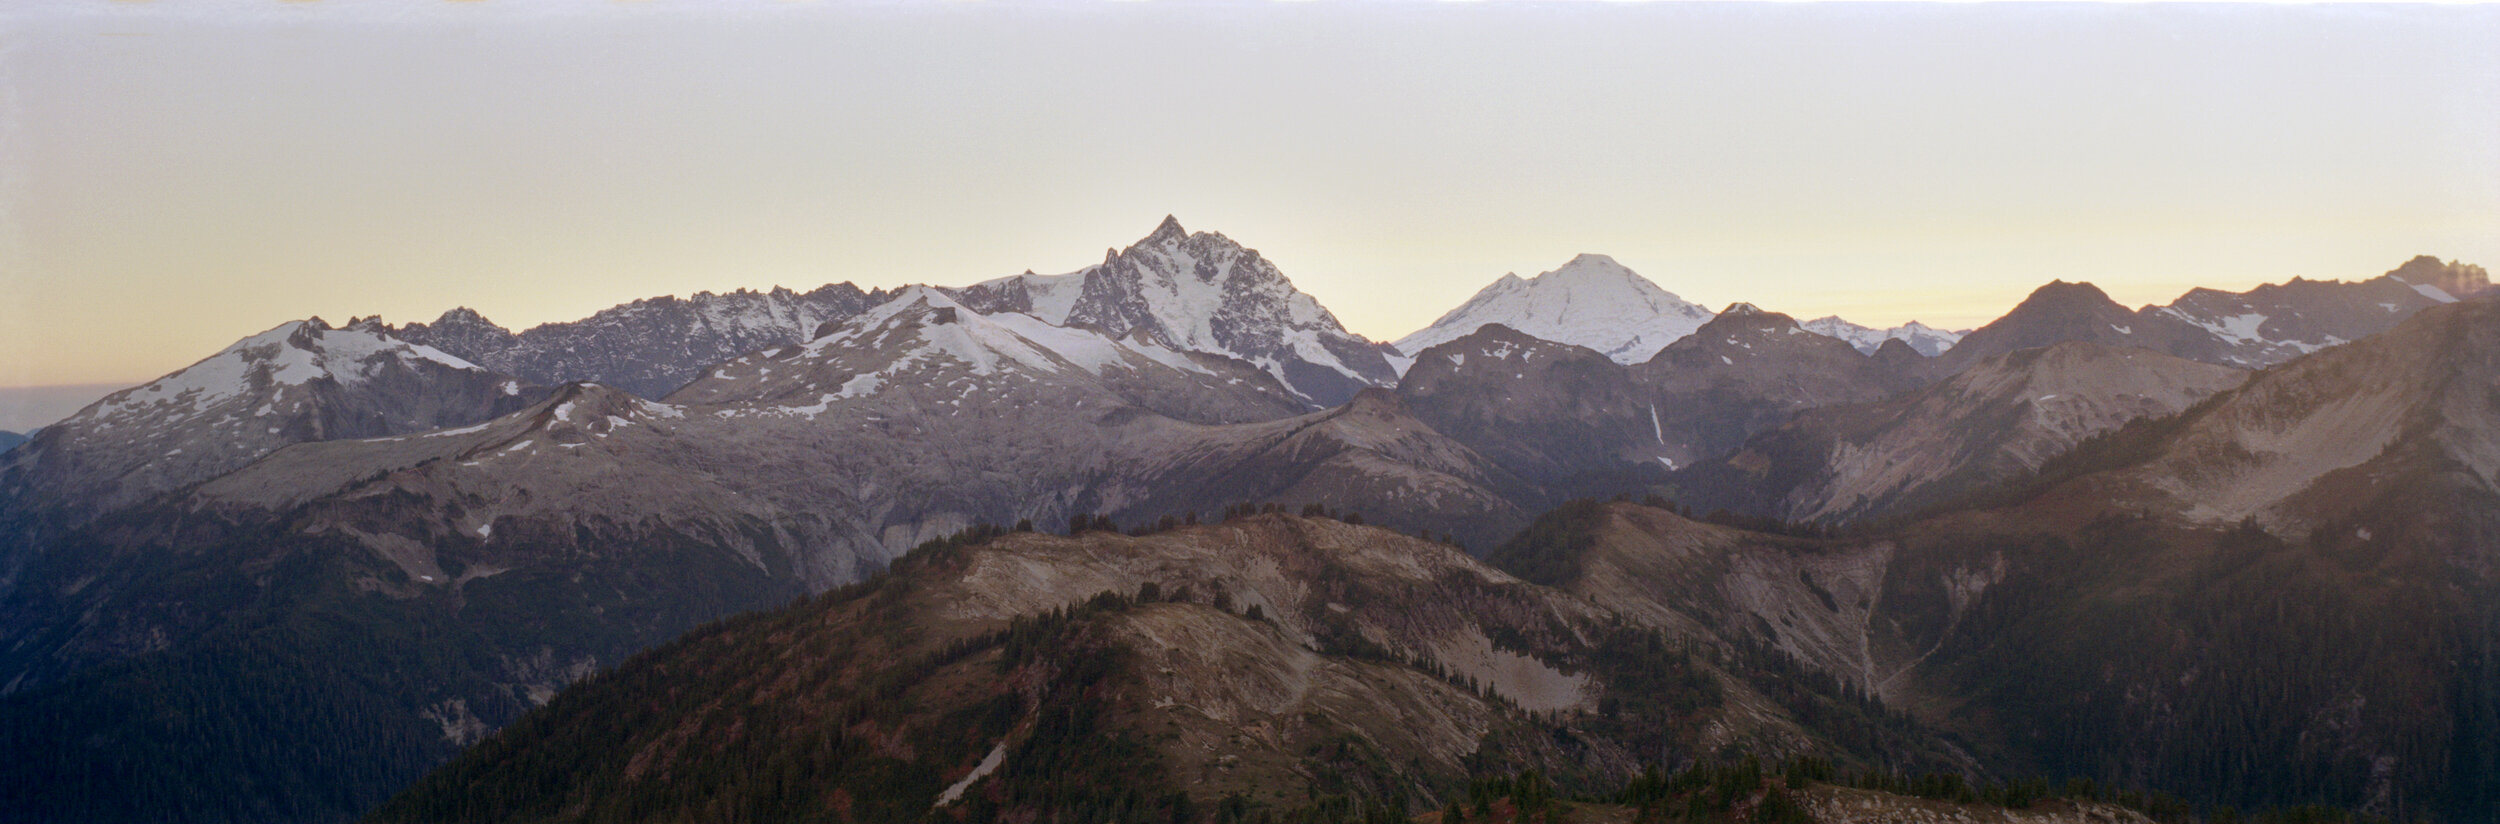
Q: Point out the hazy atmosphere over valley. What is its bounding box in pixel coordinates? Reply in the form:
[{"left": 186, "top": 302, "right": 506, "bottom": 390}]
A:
[{"left": 3, "top": 2, "right": 2498, "bottom": 824}]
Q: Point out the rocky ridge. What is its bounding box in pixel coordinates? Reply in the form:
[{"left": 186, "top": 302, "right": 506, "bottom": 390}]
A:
[
  {"left": 389, "top": 282, "right": 887, "bottom": 399},
  {"left": 1672, "top": 342, "right": 2248, "bottom": 524}
]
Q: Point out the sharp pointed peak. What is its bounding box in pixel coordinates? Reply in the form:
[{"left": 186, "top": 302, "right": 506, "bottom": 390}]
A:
[{"left": 1146, "top": 214, "right": 1188, "bottom": 243}]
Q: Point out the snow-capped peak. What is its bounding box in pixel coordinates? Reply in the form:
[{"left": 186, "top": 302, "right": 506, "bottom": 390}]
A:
[
  {"left": 1801, "top": 316, "right": 1966, "bottom": 357},
  {"left": 8, "top": 318, "right": 533, "bottom": 519},
  {"left": 824, "top": 287, "right": 1226, "bottom": 380},
  {"left": 1144, "top": 213, "right": 1189, "bottom": 244},
  {"left": 669, "top": 286, "right": 1308, "bottom": 423},
  {"left": 1552, "top": 253, "right": 1632, "bottom": 276},
  {"left": 93, "top": 319, "right": 484, "bottom": 426},
  {"left": 1393, "top": 254, "right": 1715, "bottom": 368},
  {"left": 946, "top": 217, "right": 1396, "bottom": 406}
]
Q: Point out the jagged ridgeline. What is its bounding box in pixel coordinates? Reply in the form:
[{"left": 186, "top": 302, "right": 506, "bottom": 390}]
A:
[
  {"left": 2, "top": 213, "right": 2488, "bottom": 824},
  {"left": 368, "top": 514, "right": 1982, "bottom": 823}
]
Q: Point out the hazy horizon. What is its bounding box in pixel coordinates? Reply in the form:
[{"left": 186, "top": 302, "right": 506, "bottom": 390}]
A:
[{"left": 5, "top": 1, "right": 2495, "bottom": 395}]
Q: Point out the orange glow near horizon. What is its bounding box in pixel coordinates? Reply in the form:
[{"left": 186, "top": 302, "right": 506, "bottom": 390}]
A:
[{"left": 4, "top": 1, "right": 2495, "bottom": 392}]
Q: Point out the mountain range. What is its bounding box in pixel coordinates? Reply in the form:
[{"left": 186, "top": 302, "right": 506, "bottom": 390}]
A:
[
  {"left": 1670, "top": 341, "right": 2249, "bottom": 525},
  {"left": 1396, "top": 253, "right": 1961, "bottom": 366},
  {"left": 1927, "top": 256, "right": 2486, "bottom": 376},
  {"left": 1393, "top": 302, "right": 1923, "bottom": 507},
  {"left": 0, "top": 319, "right": 542, "bottom": 529},
  {"left": 384, "top": 284, "right": 890, "bottom": 400},
  {"left": 1800, "top": 316, "right": 1965, "bottom": 357},
  {"left": 373, "top": 298, "right": 2500, "bottom": 822},
  {"left": 0, "top": 217, "right": 2488, "bottom": 823}
]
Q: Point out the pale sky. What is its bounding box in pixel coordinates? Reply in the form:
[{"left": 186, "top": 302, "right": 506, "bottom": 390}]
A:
[{"left": 4, "top": 1, "right": 2497, "bottom": 420}]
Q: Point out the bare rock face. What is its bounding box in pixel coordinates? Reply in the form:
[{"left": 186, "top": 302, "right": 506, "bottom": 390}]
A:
[
  {"left": 1676, "top": 341, "right": 2248, "bottom": 524},
  {"left": 390, "top": 283, "right": 886, "bottom": 399}
]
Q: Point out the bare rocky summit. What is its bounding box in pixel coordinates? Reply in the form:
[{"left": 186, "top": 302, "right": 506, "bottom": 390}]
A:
[{"left": 389, "top": 283, "right": 888, "bottom": 399}]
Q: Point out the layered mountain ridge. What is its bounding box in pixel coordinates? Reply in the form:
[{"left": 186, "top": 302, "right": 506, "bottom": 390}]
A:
[
  {"left": 1936, "top": 256, "right": 2488, "bottom": 375},
  {"left": 368, "top": 514, "right": 1989, "bottom": 822},
  {"left": 1394, "top": 303, "right": 1925, "bottom": 509},
  {"left": 0, "top": 225, "right": 2490, "bottom": 823},
  {"left": 1800, "top": 316, "right": 1966, "bottom": 357},
  {"left": 0, "top": 288, "right": 1524, "bottom": 823},
  {"left": 1672, "top": 341, "right": 2249, "bottom": 524}
]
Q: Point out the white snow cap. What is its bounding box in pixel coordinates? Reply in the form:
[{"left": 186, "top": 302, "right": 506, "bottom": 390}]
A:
[
  {"left": 1394, "top": 253, "right": 1714, "bottom": 368},
  {"left": 1801, "top": 316, "right": 1965, "bottom": 356},
  {"left": 959, "top": 216, "right": 1385, "bottom": 404},
  {"left": 92, "top": 320, "right": 482, "bottom": 424}
]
